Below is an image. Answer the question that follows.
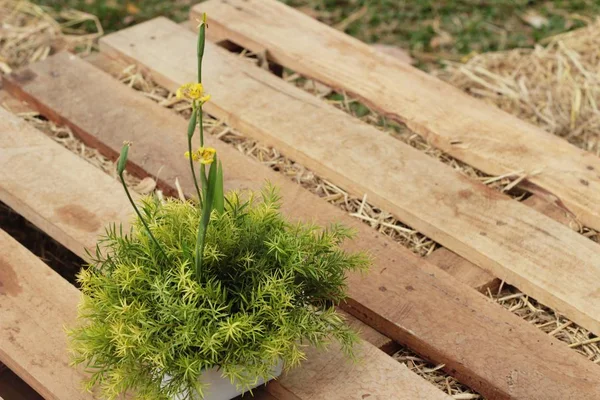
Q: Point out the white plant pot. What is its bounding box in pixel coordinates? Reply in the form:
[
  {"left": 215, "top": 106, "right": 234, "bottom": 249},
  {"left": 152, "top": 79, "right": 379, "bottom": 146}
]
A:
[{"left": 167, "top": 361, "right": 283, "bottom": 400}]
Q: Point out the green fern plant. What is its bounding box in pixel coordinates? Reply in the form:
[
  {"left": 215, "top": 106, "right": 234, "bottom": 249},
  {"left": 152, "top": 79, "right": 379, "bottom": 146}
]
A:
[{"left": 67, "top": 12, "right": 369, "bottom": 400}]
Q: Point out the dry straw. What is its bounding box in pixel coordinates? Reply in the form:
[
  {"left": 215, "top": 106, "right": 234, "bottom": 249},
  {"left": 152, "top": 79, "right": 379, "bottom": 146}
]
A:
[
  {"left": 0, "top": 0, "right": 101, "bottom": 74},
  {"left": 439, "top": 19, "right": 600, "bottom": 156}
]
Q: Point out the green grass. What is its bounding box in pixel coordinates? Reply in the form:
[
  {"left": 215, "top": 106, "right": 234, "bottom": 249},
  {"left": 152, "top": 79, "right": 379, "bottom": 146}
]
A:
[
  {"left": 36, "top": 0, "right": 600, "bottom": 66},
  {"left": 35, "top": 0, "right": 195, "bottom": 31},
  {"left": 282, "top": 0, "right": 598, "bottom": 67}
]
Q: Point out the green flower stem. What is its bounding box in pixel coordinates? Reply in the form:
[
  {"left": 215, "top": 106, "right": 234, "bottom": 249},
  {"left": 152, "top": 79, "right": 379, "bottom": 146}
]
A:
[
  {"left": 198, "top": 105, "right": 205, "bottom": 147},
  {"left": 118, "top": 173, "right": 167, "bottom": 269},
  {"left": 195, "top": 156, "right": 217, "bottom": 280},
  {"left": 194, "top": 12, "right": 210, "bottom": 281},
  {"left": 187, "top": 107, "right": 202, "bottom": 204},
  {"left": 198, "top": 106, "right": 208, "bottom": 203},
  {"left": 197, "top": 14, "right": 206, "bottom": 83},
  {"left": 201, "top": 164, "right": 208, "bottom": 203},
  {"left": 197, "top": 15, "right": 208, "bottom": 206}
]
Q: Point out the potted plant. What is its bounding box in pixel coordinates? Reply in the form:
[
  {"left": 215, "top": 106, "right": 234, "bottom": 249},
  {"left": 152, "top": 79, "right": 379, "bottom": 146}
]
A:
[{"left": 67, "top": 13, "right": 369, "bottom": 400}]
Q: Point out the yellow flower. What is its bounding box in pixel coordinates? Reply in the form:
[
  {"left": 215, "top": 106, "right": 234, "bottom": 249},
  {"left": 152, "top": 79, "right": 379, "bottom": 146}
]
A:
[
  {"left": 198, "top": 147, "right": 216, "bottom": 165},
  {"left": 198, "top": 93, "right": 211, "bottom": 104},
  {"left": 184, "top": 151, "right": 200, "bottom": 161},
  {"left": 185, "top": 147, "right": 216, "bottom": 164},
  {"left": 195, "top": 12, "right": 208, "bottom": 29},
  {"left": 176, "top": 83, "right": 207, "bottom": 101}
]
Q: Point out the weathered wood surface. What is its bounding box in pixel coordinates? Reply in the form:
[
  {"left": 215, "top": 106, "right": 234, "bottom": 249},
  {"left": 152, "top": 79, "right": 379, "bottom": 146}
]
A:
[
  {"left": 0, "top": 108, "right": 132, "bottom": 260},
  {"left": 338, "top": 310, "right": 397, "bottom": 354},
  {"left": 0, "top": 229, "right": 96, "bottom": 399},
  {"left": 3, "top": 55, "right": 600, "bottom": 400},
  {"left": 0, "top": 106, "right": 450, "bottom": 399},
  {"left": 274, "top": 343, "right": 449, "bottom": 400},
  {"left": 193, "top": 0, "right": 600, "bottom": 233},
  {"left": 95, "top": 19, "right": 600, "bottom": 337},
  {"left": 425, "top": 194, "right": 580, "bottom": 293}
]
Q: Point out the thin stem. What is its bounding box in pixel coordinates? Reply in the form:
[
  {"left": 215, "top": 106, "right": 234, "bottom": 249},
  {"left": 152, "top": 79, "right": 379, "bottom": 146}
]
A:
[
  {"left": 195, "top": 202, "right": 208, "bottom": 280},
  {"left": 198, "top": 106, "right": 205, "bottom": 146},
  {"left": 197, "top": 20, "right": 205, "bottom": 83},
  {"left": 187, "top": 107, "right": 202, "bottom": 204},
  {"left": 194, "top": 13, "right": 209, "bottom": 281},
  {"left": 195, "top": 157, "right": 217, "bottom": 280},
  {"left": 119, "top": 173, "right": 167, "bottom": 267},
  {"left": 198, "top": 107, "right": 208, "bottom": 202}
]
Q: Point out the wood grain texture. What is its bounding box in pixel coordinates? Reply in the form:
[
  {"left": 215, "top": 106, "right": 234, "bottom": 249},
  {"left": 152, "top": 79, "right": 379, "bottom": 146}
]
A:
[
  {"left": 338, "top": 310, "right": 397, "bottom": 354},
  {"left": 0, "top": 104, "right": 449, "bottom": 400},
  {"left": 273, "top": 342, "right": 450, "bottom": 400},
  {"left": 192, "top": 0, "right": 600, "bottom": 233},
  {"left": 0, "top": 230, "right": 96, "bottom": 399},
  {"left": 0, "top": 107, "right": 133, "bottom": 259},
  {"left": 425, "top": 195, "right": 580, "bottom": 293},
  {"left": 4, "top": 53, "right": 600, "bottom": 400},
  {"left": 425, "top": 248, "right": 498, "bottom": 293},
  {"left": 95, "top": 19, "right": 600, "bottom": 336}
]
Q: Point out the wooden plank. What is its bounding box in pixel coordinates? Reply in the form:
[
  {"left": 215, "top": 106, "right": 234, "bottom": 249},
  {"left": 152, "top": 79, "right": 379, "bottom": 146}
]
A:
[
  {"left": 426, "top": 248, "right": 497, "bottom": 293},
  {"left": 0, "top": 108, "right": 132, "bottom": 260},
  {"left": 522, "top": 195, "right": 579, "bottom": 228},
  {"left": 192, "top": 0, "right": 600, "bottom": 233},
  {"left": 339, "top": 310, "right": 398, "bottom": 354},
  {"left": 273, "top": 343, "right": 447, "bottom": 400},
  {"left": 3, "top": 54, "right": 600, "bottom": 400},
  {"left": 0, "top": 107, "right": 450, "bottom": 400},
  {"left": 94, "top": 19, "right": 600, "bottom": 337},
  {"left": 0, "top": 230, "right": 95, "bottom": 399},
  {"left": 425, "top": 194, "right": 579, "bottom": 293}
]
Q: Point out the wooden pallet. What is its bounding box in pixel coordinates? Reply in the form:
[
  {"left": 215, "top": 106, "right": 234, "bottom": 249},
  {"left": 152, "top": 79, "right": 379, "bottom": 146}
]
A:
[{"left": 1, "top": 1, "right": 599, "bottom": 399}]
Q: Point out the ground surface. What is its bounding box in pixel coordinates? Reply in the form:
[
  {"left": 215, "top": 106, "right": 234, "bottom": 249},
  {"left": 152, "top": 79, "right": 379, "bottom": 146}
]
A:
[{"left": 34, "top": 0, "right": 600, "bottom": 67}]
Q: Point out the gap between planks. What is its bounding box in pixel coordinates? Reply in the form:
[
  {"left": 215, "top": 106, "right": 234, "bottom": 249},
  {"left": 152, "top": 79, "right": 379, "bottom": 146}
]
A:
[
  {"left": 2, "top": 53, "right": 600, "bottom": 400},
  {"left": 94, "top": 18, "right": 600, "bottom": 337},
  {"left": 0, "top": 367, "right": 43, "bottom": 400},
  {"left": 0, "top": 228, "right": 95, "bottom": 399}
]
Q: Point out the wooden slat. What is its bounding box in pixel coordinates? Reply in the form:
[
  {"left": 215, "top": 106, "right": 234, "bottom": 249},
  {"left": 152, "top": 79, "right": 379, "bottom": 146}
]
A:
[
  {"left": 521, "top": 195, "right": 579, "bottom": 228},
  {"left": 0, "top": 229, "right": 95, "bottom": 399},
  {"left": 3, "top": 53, "right": 600, "bottom": 400},
  {"left": 339, "top": 310, "right": 398, "bottom": 354},
  {"left": 274, "top": 343, "right": 448, "bottom": 400},
  {"left": 0, "top": 108, "right": 132, "bottom": 260},
  {"left": 94, "top": 18, "right": 600, "bottom": 337},
  {"left": 192, "top": 0, "right": 600, "bottom": 233},
  {"left": 0, "top": 106, "right": 450, "bottom": 399},
  {"left": 425, "top": 194, "right": 578, "bottom": 293}
]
